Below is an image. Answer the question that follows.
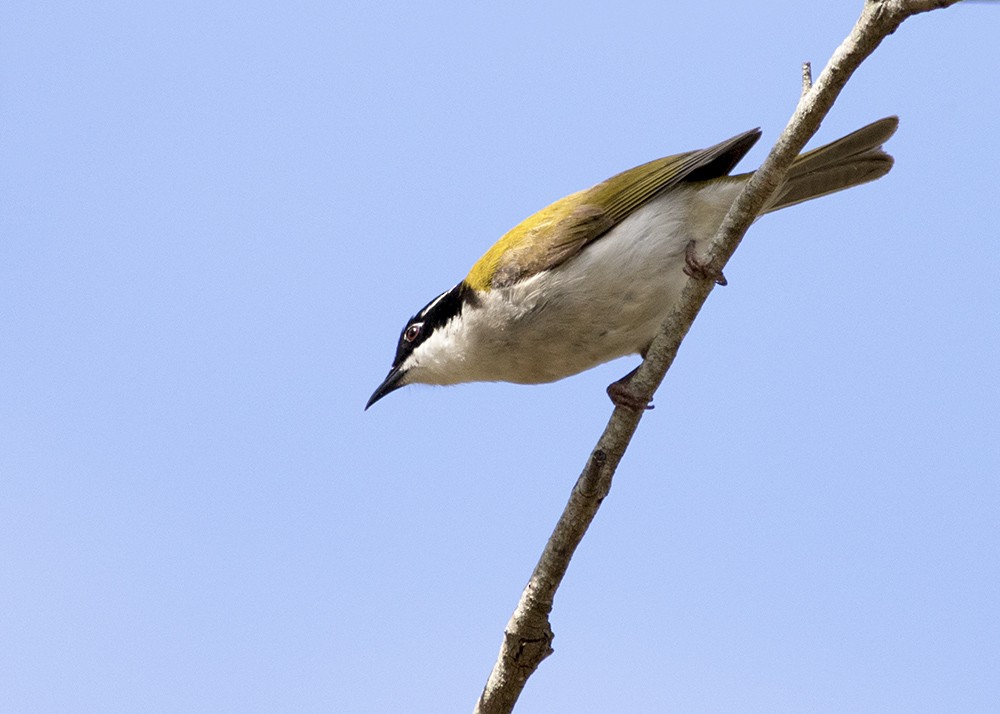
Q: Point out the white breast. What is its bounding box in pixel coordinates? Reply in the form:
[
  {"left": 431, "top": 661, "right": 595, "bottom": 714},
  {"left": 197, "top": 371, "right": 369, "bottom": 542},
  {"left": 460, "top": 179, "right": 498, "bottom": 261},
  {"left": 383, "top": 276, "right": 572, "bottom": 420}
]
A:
[{"left": 410, "top": 180, "right": 744, "bottom": 386}]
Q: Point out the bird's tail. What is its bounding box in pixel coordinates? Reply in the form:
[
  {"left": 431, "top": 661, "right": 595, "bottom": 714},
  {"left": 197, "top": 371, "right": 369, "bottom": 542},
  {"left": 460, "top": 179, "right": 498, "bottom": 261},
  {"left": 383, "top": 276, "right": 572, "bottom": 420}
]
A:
[{"left": 760, "top": 116, "right": 899, "bottom": 214}]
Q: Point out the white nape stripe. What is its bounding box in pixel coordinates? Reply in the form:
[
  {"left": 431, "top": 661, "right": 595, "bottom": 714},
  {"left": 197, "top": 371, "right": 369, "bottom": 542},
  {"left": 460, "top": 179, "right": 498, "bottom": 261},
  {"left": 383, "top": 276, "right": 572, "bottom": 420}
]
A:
[{"left": 418, "top": 289, "right": 450, "bottom": 318}]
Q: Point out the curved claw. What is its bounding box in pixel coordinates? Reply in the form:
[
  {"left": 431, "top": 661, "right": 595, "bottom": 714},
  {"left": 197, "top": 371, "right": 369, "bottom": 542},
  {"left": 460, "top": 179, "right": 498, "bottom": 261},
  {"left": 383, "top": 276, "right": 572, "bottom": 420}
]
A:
[
  {"left": 683, "top": 240, "right": 727, "bottom": 286},
  {"left": 606, "top": 370, "right": 654, "bottom": 411}
]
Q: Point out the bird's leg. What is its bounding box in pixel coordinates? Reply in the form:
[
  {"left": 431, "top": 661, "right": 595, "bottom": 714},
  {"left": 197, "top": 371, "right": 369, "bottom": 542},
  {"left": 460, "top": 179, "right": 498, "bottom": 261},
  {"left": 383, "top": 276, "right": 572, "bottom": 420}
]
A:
[
  {"left": 606, "top": 366, "right": 654, "bottom": 411},
  {"left": 683, "top": 240, "right": 727, "bottom": 286}
]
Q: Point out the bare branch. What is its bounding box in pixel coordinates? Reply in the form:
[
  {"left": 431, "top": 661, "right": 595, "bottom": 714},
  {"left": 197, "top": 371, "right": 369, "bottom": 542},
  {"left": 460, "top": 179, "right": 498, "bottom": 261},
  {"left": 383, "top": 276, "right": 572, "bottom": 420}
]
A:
[{"left": 475, "top": 2, "right": 963, "bottom": 712}]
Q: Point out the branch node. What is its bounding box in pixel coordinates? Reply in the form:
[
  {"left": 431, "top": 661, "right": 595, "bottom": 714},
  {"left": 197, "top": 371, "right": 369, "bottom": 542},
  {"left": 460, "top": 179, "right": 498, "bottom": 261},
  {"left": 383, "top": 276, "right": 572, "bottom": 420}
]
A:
[
  {"left": 577, "top": 448, "right": 609, "bottom": 498},
  {"left": 801, "top": 61, "right": 813, "bottom": 96}
]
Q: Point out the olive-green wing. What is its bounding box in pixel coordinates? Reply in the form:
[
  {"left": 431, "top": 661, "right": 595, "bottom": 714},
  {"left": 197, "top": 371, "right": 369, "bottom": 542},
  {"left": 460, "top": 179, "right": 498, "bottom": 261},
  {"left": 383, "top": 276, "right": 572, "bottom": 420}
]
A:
[{"left": 465, "top": 127, "right": 762, "bottom": 291}]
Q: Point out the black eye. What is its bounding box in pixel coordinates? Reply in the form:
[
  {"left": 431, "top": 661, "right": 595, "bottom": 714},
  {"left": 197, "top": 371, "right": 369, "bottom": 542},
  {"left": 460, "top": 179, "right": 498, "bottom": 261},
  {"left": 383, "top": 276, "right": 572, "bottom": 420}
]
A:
[{"left": 403, "top": 323, "right": 422, "bottom": 343}]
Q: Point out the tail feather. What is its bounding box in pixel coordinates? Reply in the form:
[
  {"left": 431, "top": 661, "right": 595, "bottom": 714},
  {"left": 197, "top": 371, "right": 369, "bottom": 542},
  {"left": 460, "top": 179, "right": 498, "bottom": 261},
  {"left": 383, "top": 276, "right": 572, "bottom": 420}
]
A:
[{"left": 762, "top": 116, "right": 899, "bottom": 213}]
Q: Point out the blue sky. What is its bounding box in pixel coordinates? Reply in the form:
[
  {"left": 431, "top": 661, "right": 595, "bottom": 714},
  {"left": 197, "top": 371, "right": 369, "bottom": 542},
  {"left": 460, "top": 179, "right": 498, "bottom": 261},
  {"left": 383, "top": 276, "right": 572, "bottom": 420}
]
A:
[{"left": 2, "top": 2, "right": 997, "bottom": 712}]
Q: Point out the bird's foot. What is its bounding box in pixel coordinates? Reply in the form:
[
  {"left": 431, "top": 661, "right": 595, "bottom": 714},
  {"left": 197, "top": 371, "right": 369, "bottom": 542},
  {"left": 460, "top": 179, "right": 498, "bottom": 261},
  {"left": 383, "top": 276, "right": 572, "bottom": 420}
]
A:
[
  {"left": 606, "top": 369, "right": 654, "bottom": 411},
  {"left": 683, "top": 240, "right": 727, "bottom": 286}
]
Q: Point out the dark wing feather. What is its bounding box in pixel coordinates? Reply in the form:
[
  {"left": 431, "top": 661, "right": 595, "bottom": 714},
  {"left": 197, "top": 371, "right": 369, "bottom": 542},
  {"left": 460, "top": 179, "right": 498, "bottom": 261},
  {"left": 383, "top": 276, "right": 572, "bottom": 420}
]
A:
[{"left": 465, "top": 128, "right": 761, "bottom": 290}]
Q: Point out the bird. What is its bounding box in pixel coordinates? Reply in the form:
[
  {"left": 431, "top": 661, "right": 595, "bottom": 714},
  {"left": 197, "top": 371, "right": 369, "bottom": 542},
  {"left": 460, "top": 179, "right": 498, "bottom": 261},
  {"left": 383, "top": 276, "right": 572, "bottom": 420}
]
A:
[{"left": 367, "top": 117, "right": 898, "bottom": 410}]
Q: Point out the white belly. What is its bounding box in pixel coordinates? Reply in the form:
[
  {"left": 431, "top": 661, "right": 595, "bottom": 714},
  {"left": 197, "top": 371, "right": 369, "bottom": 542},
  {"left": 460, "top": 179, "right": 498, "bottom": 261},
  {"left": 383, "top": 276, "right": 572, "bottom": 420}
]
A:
[{"left": 461, "top": 180, "right": 742, "bottom": 384}]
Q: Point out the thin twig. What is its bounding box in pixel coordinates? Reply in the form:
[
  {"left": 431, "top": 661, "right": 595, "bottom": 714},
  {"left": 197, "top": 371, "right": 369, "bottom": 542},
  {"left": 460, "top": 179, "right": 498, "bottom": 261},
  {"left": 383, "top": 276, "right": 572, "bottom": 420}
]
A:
[
  {"left": 474, "top": 2, "right": 963, "bottom": 712},
  {"left": 802, "top": 61, "right": 813, "bottom": 96}
]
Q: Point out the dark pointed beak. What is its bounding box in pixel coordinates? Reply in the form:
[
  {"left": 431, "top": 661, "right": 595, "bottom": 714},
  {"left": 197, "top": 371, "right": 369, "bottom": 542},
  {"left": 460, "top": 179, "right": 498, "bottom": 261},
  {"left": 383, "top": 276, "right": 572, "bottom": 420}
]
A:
[{"left": 365, "top": 365, "right": 408, "bottom": 410}]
